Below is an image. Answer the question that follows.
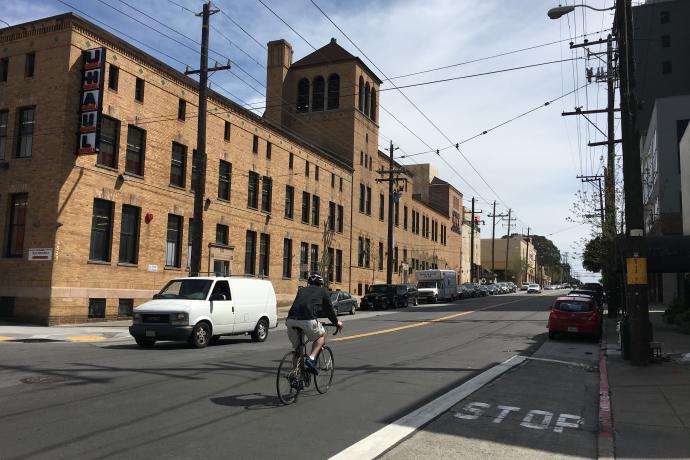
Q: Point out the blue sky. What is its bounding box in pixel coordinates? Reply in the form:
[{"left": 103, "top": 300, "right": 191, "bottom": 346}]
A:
[{"left": 3, "top": 0, "right": 619, "bottom": 281}]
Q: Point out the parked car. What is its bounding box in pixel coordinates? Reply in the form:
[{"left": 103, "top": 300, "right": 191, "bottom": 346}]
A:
[
  {"left": 527, "top": 283, "right": 542, "bottom": 294},
  {"left": 567, "top": 289, "right": 600, "bottom": 308},
  {"left": 401, "top": 284, "right": 419, "bottom": 306},
  {"left": 461, "top": 282, "right": 480, "bottom": 297},
  {"left": 484, "top": 284, "right": 498, "bottom": 295},
  {"left": 548, "top": 295, "right": 602, "bottom": 340},
  {"left": 457, "top": 285, "right": 470, "bottom": 298},
  {"left": 360, "top": 284, "right": 409, "bottom": 310},
  {"left": 130, "top": 277, "right": 278, "bottom": 348},
  {"left": 521, "top": 283, "right": 530, "bottom": 291},
  {"left": 327, "top": 291, "right": 358, "bottom": 316},
  {"left": 507, "top": 282, "right": 518, "bottom": 293},
  {"left": 581, "top": 283, "right": 605, "bottom": 305}
]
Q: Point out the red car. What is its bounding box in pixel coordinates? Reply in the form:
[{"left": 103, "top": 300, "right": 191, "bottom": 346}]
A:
[{"left": 547, "top": 296, "right": 602, "bottom": 340}]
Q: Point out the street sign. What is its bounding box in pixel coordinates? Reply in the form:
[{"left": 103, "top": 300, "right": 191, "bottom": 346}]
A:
[
  {"left": 626, "top": 257, "right": 647, "bottom": 285},
  {"left": 28, "top": 248, "right": 52, "bottom": 261}
]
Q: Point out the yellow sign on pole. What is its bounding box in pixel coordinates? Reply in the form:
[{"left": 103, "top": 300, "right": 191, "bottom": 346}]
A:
[{"left": 626, "top": 257, "right": 648, "bottom": 285}]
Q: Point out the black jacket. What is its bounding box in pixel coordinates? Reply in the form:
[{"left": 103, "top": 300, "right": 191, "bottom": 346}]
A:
[{"left": 287, "top": 286, "right": 338, "bottom": 325}]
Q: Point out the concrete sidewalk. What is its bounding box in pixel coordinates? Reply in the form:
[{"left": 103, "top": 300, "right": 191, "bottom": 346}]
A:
[{"left": 605, "top": 311, "right": 690, "bottom": 459}]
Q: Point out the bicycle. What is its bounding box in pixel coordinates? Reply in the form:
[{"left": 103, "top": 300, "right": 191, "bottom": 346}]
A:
[{"left": 276, "top": 323, "right": 339, "bottom": 405}]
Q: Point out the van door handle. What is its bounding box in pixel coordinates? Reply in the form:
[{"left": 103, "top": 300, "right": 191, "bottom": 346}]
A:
[{"left": 232, "top": 307, "right": 234, "bottom": 313}]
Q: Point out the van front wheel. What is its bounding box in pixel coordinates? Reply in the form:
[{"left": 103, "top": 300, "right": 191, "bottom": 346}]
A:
[
  {"left": 189, "top": 322, "right": 211, "bottom": 348},
  {"left": 252, "top": 318, "right": 269, "bottom": 342}
]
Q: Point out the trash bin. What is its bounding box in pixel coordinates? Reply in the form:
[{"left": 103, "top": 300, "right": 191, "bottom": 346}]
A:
[{"left": 619, "top": 315, "right": 630, "bottom": 360}]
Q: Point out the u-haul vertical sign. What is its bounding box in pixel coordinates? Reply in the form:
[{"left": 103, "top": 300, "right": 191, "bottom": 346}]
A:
[{"left": 77, "top": 47, "right": 106, "bottom": 154}]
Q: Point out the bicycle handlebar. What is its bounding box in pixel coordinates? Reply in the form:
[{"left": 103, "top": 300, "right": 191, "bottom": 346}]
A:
[{"left": 324, "top": 323, "right": 342, "bottom": 336}]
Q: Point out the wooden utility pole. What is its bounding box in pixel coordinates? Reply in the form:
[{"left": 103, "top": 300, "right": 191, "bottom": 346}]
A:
[
  {"left": 375, "top": 141, "right": 405, "bottom": 285},
  {"left": 504, "top": 209, "right": 512, "bottom": 282},
  {"left": 523, "top": 227, "right": 531, "bottom": 284},
  {"left": 186, "top": 1, "right": 231, "bottom": 276},
  {"left": 488, "top": 202, "right": 508, "bottom": 279}
]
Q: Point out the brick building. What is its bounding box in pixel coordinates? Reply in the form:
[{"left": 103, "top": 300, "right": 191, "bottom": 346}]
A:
[{"left": 0, "top": 14, "right": 463, "bottom": 324}]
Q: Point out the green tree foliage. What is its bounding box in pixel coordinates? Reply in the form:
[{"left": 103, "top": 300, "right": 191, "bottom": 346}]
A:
[
  {"left": 582, "top": 236, "right": 604, "bottom": 272},
  {"left": 530, "top": 235, "right": 561, "bottom": 267}
]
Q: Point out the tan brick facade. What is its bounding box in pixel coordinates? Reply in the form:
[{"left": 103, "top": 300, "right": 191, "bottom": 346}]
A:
[{"left": 0, "top": 14, "right": 467, "bottom": 324}]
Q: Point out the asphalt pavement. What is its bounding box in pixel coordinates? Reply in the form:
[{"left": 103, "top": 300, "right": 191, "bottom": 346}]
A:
[{"left": 0, "top": 291, "right": 598, "bottom": 460}]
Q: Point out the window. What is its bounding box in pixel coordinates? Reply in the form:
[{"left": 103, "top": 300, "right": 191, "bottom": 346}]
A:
[
  {"left": 177, "top": 99, "right": 186, "bottom": 121},
  {"left": 118, "top": 299, "right": 133, "bottom": 317},
  {"left": 170, "top": 142, "right": 187, "bottom": 187},
  {"left": 312, "top": 195, "right": 320, "bottom": 226},
  {"left": 403, "top": 206, "right": 408, "bottom": 230},
  {"left": 310, "top": 244, "right": 319, "bottom": 275},
  {"left": 411, "top": 211, "right": 416, "bottom": 233},
  {"left": 297, "top": 78, "right": 309, "bottom": 112},
  {"left": 301, "top": 192, "right": 310, "bottom": 223},
  {"left": 394, "top": 247, "right": 398, "bottom": 272},
  {"left": 289, "top": 152, "right": 294, "bottom": 169},
  {"left": 259, "top": 233, "right": 270, "bottom": 276},
  {"left": 88, "top": 298, "right": 106, "bottom": 319},
  {"left": 305, "top": 160, "right": 310, "bottom": 177},
  {"left": 327, "top": 74, "right": 340, "bottom": 109},
  {"left": 0, "top": 110, "right": 8, "bottom": 160},
  {"left": 125, "top": 125, "right": 145, "bottom": 176},
  {"left": 191, "top": 149, "right": 199, "bottom": 191},
  {"left": 16, "top": 106, "right": 35, "bottom": 158},
  {"left": 394, "top": 201, "right": 399, "bottom": 226},
  {"left": 660, "top": 11, "right": 670, "bottom": 24},
  {"left": 6, "top": 193, "right": 28, "bottom": 257},
  {"left": 98, "top": 116, "right": 119, "bottom": 168},
  {"left": 299, "top": 242, "right": 309, "bottom": 279},
  {"left": 312, "top": 76, "right": 325, "bottom": 111},
  {"left": 327, "top": 247, "right": 334, "bottom": 282},
  {"left": 661, "top": 35, "right": 671, "bottom": 48},
  {"left": 339, "top": 177, "right": 343, "bottom": 192},
  {"left": 378, "top": 242, "right": 384, "bottom": 270},
  {"left": 283, "top": 238, "right": 292, "bottom": 278},
  {"left": 261, "top": 176, "right": 272, "bottom": 212},
  {"left": 662, "top": 61, "right": 672, "bottom": 74},
  {"left": 118, "top": 205, "right": 140, "bottom": 264},
  {"left": 370, "top": 88, "right": 377, "bottom": 120},
  {"left": 360, "top": 151, "right": 364, "bottom": 165},
  {"left": 218, "top": 160, "right": 231, "bottom": 200},
  {"left": 216, "top": 224, "right": 229, "bottom": 245},
  {"left": 224, "top": 121, "right": 231, "bottom": 141},
  {"left": 252, "top": 134, "right": 259, "bottom": 154},
  {"left": 358, "top": 237, "right": 364, "bottom": 267},
  {"left": 0, "top": 58, "right": 8, "bottom": 82},
  {"left": 315, "top": 165, "right": 319, "bottom": 181},
  {"left": 135, "top": 77, "right": 144, "bottom": 102},
  {"left": 89, "top": 199, "right": 113, "bottom": 262},
  {"left": 359, "top": 184, "right": 365, "bottom": 212},
  {"left": 364, "top": 82, "right": 370, "bottom": 116},
  {"left": 366, "top": 186, "right": 372, "bottom": 215},
  {"left": 247, "top": 172, "right": 259, "bottom": 209},
  {"left": 244, "top": 230, "right": 257, "bottom": 275},
  {"left": 331, "top": 173, "right": 335, "bottom": 188},
  {"left": 337, "top": 205, "right": 344, "bottom": 233},
  {"left": 335, "top": 249, "right": 342, "bottom": 282},
  {"left": 328, "top": 201, "right": 336, "bottom": 230},
  {"left": 266, "top": 142, "right": 272, "bottom": 159},
  {"left": 358, "top": 76, "right": 365, "bottom": 111},
  {"left": 24, "top": 52, "right": 35, "bottom": 78},
  {"left": 165, "top": 214, "right": 182, "bottom": 268},
  {"left": 108, "top": 65, "right": 119, "bottom": 90},
  {"left": 285, "top": 185, "right": 294, "bottom": 219},
  {"left": 379, "top": 193, "right": 385, "bottom": 220},
  {"left": 365, "top": 238, "right": 371, "bottom": 268}
]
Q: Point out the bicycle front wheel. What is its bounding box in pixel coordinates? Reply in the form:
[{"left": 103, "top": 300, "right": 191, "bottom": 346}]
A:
[
  {"left": 314, "top": 346, "right": 335, "bottom": 394},
  {"left": 277, "top": 350, "right": 300, "bottom": 405}
]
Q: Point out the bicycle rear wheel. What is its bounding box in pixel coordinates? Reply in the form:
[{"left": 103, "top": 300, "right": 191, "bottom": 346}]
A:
[
  {"left": 277, "top": 350, "right": 300, "bottom": 405},
  {"left": 314, "top": 346, "right": 335, "bottom": 394}
]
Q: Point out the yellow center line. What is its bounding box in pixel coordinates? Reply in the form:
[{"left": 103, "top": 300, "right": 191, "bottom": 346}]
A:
[
  {"left": 333, "top": 299, "right": 525, "bottom": 342},
  {"left": 64, "top": 335, "right": 107, "bottom": 342},
  {"left": 0, "top": 336, "right": 15, "bottom": 342}
]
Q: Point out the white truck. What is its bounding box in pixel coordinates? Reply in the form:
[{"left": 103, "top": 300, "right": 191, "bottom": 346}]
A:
[{"left": 415, "top": 269, "right": 458, "bottom": 303}]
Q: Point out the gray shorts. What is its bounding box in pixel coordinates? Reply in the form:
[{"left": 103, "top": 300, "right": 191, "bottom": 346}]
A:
[{"left": 286, "top": 318, "right": 325, "bottom": 349}]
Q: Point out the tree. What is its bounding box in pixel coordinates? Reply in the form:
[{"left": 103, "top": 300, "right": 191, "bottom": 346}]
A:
[
  {"left": 582, "top": 236, "right": 604, "bottom": 272},
  {"left": 530, "top": 235, "right": 561, "bottom": 268}
]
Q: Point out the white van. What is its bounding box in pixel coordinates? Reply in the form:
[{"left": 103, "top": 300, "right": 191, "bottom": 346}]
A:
[
  {"left": 129, "top": 277, "right": 277, "bottom": 348},
  {"left": 415, "top": 269, "right": 458, "bottom": 303}
]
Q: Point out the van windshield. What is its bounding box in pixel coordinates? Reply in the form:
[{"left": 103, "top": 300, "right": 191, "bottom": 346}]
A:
[
  {"left": 157, "top": 279, "right": 213, "bottom": 300},
  {"left": 418, "top": 281, "right": 438, "bottom": 289}
]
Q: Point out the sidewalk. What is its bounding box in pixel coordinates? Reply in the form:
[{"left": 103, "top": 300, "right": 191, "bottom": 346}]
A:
[{"left": 605, "top": 311, "right": 690, "bottom": 459}]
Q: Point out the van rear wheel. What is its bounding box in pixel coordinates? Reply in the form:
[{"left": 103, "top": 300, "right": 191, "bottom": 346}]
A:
[{"left": 251, "top": 318, "right": 269, "bottom": 342}]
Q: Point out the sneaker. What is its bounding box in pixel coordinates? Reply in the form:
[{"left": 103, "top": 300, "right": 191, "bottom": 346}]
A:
[{"left": 304, "top": 356, "right": 319, "bottom": 375}]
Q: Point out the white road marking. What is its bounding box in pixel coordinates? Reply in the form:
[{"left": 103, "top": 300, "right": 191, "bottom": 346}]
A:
[
  {"left": 329, "top": 355, "right": 526, "bottom": 460},
  {"left": 524, "top": 356, "right": 592, "bottom": 368}
]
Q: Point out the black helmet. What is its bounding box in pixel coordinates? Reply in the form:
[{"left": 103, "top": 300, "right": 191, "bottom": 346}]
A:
[{"left": 307, "top": 273, "right": 324, "bottom": 286}]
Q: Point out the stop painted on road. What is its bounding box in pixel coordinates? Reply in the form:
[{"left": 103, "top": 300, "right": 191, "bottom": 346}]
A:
[{"left": 454, "top": 402, "right": 584, "bottom": 433}]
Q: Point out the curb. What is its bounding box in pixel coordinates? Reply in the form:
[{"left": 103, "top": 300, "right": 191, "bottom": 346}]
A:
[{"left": 598, "top": 317, "right": 615, "bottom": 460}]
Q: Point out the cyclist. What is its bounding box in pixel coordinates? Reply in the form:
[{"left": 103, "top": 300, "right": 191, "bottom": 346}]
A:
[{"left": 286, "top": 273, "right": 343, "bottom": 375}]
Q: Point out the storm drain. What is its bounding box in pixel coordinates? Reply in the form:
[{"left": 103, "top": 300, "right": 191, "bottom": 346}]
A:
[{"left": 21, "top": 375, "right": 74, "bottom": 384}]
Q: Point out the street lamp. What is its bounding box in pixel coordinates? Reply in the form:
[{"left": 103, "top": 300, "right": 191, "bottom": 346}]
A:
[{"left": 547, "top": 4, "right": 615, "bottom": 20}]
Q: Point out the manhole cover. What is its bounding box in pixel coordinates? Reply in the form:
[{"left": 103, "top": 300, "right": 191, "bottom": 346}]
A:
[{"left": 21, "top": 375, "right": 73, "bottom": 384}]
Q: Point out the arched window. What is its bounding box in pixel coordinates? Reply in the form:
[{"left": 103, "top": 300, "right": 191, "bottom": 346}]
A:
[
  {"left": 364, "top": 82, "right": 370, "bottom": 117},
  {"left": 358, "top": 76, "right": 365, "bottom": 111},
  {"left": 327, "top": 74, "right": 340, "bottom": 110},
  {"left": 370, "top": 88, "right": 377, "bottom": 121},
  {"left": 297, "top": 78, "right": 310, "bottom": 112},
  {"left": 312, "top": 76, "right": 325, "bottom": 111}
]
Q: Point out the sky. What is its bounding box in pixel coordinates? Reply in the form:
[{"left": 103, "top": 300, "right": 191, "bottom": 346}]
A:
[{"left": 2, "top": 0, "right": 620, "bottom": 282}]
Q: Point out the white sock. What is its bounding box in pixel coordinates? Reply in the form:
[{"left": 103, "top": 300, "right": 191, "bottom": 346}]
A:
[{"left": 309, "top": 354, "right": 316, "bottom": 361}]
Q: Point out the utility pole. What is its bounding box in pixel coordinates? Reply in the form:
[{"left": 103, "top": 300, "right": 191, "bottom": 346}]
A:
[
  {"left": 186, "top": 1, "right": 231, "bottom": 277},
  {"left": 504, "top": 209, "right": 512, "bottom": 282},
  {"left": 488, "top": 202, "right": 508, "bottom": 279},
  {"left": 524, "top": 227, "right": 531, "bottom": 284},
  {"left": 616, "top": 0, "right": 650, "bottom": 365},
  {"left": 577, "top": 174, "right": 605, "bottom": 231},
  {"left": 466, "top": 198, "right": 482, "bottom": 283},
  {"left": 376, "top": 141, "right": 405, "bottom": 285}
]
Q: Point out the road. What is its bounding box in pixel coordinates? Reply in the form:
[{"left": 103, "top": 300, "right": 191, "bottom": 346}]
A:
[{"left": 0, "top": 292, "right": 596, "bottom": 459}]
